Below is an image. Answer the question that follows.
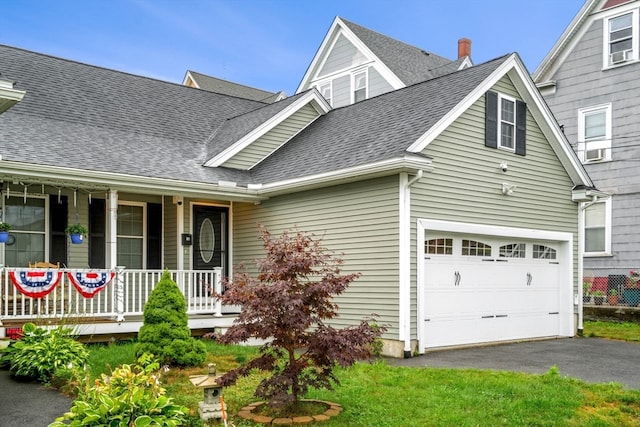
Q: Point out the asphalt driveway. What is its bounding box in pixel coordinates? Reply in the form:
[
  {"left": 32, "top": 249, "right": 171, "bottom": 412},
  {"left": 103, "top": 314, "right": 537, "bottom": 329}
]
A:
[{"left": 388, "top": 337, "right": 640, "bottom": 388}]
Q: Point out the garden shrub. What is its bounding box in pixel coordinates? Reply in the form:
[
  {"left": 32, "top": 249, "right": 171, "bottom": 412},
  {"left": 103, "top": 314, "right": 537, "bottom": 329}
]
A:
[
  {"left": 49, "top": 353, "right": 188, "bottom": 426},
  {"left": 136, "top": 271, "right": 206, "bottom": 366},
  {"left": 217, "top": 226, "right": 385, "bottom": 408},
  {"left": 1, "top": 322, "right": 88, "bottom": 383}
]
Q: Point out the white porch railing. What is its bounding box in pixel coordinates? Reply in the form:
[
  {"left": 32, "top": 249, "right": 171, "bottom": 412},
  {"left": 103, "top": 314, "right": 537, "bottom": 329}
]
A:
[{"left": 0, "top": 267, "right": 226, "bottom": 323}]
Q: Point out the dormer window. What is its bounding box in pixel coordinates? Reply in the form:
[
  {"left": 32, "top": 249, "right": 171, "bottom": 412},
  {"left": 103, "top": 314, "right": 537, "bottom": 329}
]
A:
[
  {"left": 318, "top": 82, "right": 332, "bottom": 106},
  {"left": 603, "top": 8, "right": 638, "bottom": 67},
  {"left": 353, "top": 70, "right": 367, "bottom": 103}
]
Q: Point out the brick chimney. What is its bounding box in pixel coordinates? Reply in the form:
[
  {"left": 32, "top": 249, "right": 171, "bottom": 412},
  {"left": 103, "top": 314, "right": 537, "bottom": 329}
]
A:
[{"left": 458, "top": 38, "right": 472, "bottom": 59}]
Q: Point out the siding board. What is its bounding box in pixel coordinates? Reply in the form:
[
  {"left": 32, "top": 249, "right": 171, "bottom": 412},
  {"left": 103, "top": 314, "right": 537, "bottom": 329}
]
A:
[
  {"left": 233, "top": 176, "right": 401, "bottom": 337},
  {"left": 542, "top": 11, "right": 640, "bottom": 272},
  {"left": 409, "top": 75, "right": 579, "bottom": 339},
  {"left": 223, "top": 104, "right": 320, "bottom": 169}
]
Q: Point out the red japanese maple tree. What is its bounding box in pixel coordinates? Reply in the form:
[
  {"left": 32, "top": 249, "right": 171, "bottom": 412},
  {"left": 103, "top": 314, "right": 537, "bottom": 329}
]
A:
[{"left": 217, "top": 226, "right": 384, "bottom": 407}]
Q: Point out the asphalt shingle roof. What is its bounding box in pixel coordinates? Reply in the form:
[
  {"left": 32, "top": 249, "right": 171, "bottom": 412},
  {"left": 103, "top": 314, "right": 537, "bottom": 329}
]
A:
[
  {"left": 251, "top": 55, "right": 508, "bottom": 184},
  {"left": 340, "top": 18, "right": 467, "bottom": 85},
  {"left": 0, "top": 45, "right": 266, "bottom": 184},
  {"left": 0, "top": 44, "right": 508, "bottom": 189},
  {"left": 186, "top": 70, "right": 285, "bottom": 102},
  {"left": 205, "top": 92, "right": 306, "bottom": 161}
]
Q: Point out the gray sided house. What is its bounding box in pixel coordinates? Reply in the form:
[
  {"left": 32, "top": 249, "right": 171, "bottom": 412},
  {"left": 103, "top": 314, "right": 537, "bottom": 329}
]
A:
[
  {"left": 0, "top": 16, "right": 594, "bottom": 357},
  {"left": 534, "top": 0, "right": 640, "bottom": 297}
]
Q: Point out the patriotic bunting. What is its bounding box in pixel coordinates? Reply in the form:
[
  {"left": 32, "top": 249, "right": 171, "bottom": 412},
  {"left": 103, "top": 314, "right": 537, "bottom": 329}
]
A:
[
  {"left": 67, "top": 270, "right": 115, "bottom": 298},
  {"left": 9, "top": 270, "right": 63, "bottom": 298}
]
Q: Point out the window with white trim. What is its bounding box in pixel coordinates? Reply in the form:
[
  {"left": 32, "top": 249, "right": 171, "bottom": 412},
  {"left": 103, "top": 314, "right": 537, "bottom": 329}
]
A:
[
  {"left": 117, "top": 202, "right": 146, "bottom": 269},
  {"left": 318, "top": 82, "right": 332, "bottom": 106},
  {"left": 485, "top": 91, "right": 526, "bottom": 155},
  {"left": 584, "top": 199, "right": 611, "bottom": 256},
  {"left": 462, "top": 239, "right": 491, "bottom": 256},
  {"left": 426, "top": 238, "right": 453, "bottom": 255},
  {"left": 578, "top": 104, "right": 611, "bottom": 163},
  {"left": 499, "top": 243, "right": 525, "bottom": 258},
  {"left": 603, "top": 8, "right": 639, "bottom": 67},
  {"left": 352, "top": 70, "right": 367, "bottom": 103},
  {"left": 4, "top": 195, "right": 47, "bottom": 267},
  {"left": 532, "top": 245, "right": 557, "bottom": 260},
  {"left": 499, "top": 96, "right": 516, "bottom": 150}
]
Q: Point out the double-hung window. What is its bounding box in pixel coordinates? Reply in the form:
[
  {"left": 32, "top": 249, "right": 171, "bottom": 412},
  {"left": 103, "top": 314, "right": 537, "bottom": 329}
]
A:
[
  {"left": 578, "top": 104, "right": 611, "bottom": 162},
  {"left": 4, "top": 196, "right": 47, "bottom": 267},
  {"left": 117, "top": 202, "right": 145, "bottom": 269},
  {"left": 352, "top": 70, "right": 367, "bottom": 103},
  {"left": 584, "top": 199, "right": 611, "bottom": 256},
  {"left": 499, "top": 96, "right": 516, "bottom": 150},
  {"left": 485, "top": 91, "right": 527, "bottom": 155},
  {"left": 603, "top": 8, "right": 638, "bottom": 67}
]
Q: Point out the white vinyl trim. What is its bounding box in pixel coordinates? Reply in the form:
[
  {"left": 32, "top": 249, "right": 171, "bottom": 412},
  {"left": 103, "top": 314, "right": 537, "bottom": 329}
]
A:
[{"left": 416, "top": 218, "right": 574, "bottom": 353}]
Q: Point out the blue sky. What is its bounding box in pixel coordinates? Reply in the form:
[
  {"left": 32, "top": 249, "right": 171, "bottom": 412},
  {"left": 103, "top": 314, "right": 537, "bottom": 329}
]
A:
[{"left": 3, "top": 0, "right": 584, "bottom": 95}]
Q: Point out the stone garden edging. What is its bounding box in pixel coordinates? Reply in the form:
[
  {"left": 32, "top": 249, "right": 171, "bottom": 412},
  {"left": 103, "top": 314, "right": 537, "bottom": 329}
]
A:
[{"left": 237, "top": 399, "right": 343, "bottom": 425}]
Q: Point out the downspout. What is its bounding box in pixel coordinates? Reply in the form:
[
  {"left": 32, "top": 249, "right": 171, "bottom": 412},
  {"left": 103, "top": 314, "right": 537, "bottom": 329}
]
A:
[
  {"left": 577, "top": 196, "right": 599, "bottom": 335},
  {"left": 399, "top": 170, "right": 423, "bottom": 358}
]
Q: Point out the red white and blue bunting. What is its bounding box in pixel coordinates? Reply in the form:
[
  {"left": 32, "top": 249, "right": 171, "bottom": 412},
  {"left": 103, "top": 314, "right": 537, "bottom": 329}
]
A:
[
  {"left": 9, "top": 270, "right": 63, "bottom": 298},
  {"left": 67, "top": 271, "right": 115, "bottom": 298}
]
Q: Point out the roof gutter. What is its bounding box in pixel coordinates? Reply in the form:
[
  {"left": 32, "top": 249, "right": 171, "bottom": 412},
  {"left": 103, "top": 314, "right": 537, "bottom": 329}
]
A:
[
  {"left": 0, "top": 159, "right": 266, "bottom": 202},
  {"left": 253, "top": 155, "right": 433, "bottom": 196},
  {"left": 0, "top": 79, "right": 26, "bottom": 114}
]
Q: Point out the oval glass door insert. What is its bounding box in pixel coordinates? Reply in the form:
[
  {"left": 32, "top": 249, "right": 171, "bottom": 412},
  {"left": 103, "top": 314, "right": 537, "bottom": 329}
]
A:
[{"left": 199, "top": 218, "right": 215, "bottom": 263}]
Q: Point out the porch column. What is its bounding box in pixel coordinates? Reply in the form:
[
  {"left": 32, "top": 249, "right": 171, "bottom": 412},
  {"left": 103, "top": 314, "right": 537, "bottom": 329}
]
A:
[
  {"left": 106, "top": 190, "right": 118, "bottom": 269},
  {"left": 176, "top": 197, "right": 185, "bottom": 271}
]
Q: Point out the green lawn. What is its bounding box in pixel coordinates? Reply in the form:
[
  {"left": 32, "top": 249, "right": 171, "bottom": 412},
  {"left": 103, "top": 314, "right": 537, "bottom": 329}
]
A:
[{"left": 82, "top": 321, "right": 640, "bottom": 426}]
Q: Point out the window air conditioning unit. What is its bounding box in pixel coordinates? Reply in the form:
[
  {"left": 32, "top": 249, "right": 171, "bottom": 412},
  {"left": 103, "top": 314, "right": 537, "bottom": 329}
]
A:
[
  {"left": 585, "top": 148, "right": 604, "bottom": 162},
  {"left": 610, "top": 49, "right": 633, "bottom": 64}
]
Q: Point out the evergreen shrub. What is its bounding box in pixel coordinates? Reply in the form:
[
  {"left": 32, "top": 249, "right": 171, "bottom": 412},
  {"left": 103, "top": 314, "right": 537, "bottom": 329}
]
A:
[{"left": 135, "top": 271, "right": 206, "bottom": 366}]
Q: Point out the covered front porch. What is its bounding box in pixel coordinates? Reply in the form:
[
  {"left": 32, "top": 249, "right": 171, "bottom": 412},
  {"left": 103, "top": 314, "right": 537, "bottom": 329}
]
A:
[{"left": 0, "top": 267, "right": 239, "bottom": 340}]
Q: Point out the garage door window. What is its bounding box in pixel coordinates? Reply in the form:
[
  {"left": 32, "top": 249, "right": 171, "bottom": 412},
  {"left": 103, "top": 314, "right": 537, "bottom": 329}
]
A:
[
  {"left": 462, "top": 239, "right": 491, "bottom": 256},
  {"left": 426, "top": 238, "right": 453, "bottom": 255},
  {"left": 499, "top": 243, "right": 525, "bottom": 258},
  {"left": 533, "top": 244, "right": 556, "bottom": 259}
]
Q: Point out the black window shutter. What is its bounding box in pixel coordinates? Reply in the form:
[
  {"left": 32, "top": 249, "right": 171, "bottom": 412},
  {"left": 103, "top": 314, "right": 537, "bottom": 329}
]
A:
[
  {"left": 89, "top": 199, "right": 106, "bottom": 269},
  {"left": 485, "top": 91, "right": 498, "bottom": 149},
  {"left": 49, "top": 195, "right": 67, "bottom": 266},
  {"left": 147, "top": 203, "right": 162, "bottom": 269},
  {"left": 515, "top": 100, "right": 527, "bottom": 156}
]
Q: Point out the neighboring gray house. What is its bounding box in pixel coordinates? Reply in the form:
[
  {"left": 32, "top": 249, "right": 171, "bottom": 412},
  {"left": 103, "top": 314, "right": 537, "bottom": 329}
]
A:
[
  {"left": 0, "top": 17, "right": 596, "bottom": 356},
  {"left": 534, "top": 0, "right": 640, "bottom": 295}
]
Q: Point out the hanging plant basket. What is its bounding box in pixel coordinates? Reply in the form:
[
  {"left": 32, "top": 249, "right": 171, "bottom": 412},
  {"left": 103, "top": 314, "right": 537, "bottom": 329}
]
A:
[
  {"left": 70, "top": 233, "right": 84, "bottom": 244},
  {"left": 65, "top": 223, "right": 88, "bottom": 245},
  {"left": 0, "top": 222, "right": 11, "bottom": 243}
]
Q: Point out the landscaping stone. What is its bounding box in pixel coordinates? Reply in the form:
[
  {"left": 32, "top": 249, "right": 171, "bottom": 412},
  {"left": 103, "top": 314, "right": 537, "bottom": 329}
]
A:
[
  {"left": 293, "top": 416, "right": 315, "bottom": 424},
  {"left": 236, "top": 399, "right": 342, "bottom": 424}
]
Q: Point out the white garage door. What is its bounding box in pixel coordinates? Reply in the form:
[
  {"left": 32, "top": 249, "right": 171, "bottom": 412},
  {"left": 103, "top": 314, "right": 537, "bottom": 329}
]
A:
[{"left": 423, "top": 233, "right": 561, "bottom": 349}]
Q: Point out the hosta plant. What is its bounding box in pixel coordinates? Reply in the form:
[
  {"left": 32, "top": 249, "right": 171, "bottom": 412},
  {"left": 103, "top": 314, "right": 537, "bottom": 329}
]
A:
[
  {"left": 49, "top": 353, "right": 188, "bottom": 426},
  {"left": 1, "top": 323, "right": 88, "bottom": 382}
]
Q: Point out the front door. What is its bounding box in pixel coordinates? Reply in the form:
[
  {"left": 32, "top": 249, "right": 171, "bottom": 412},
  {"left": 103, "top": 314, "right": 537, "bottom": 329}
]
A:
[{"left": 192, "top": 205, "right": 227, "bottom": 275}]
